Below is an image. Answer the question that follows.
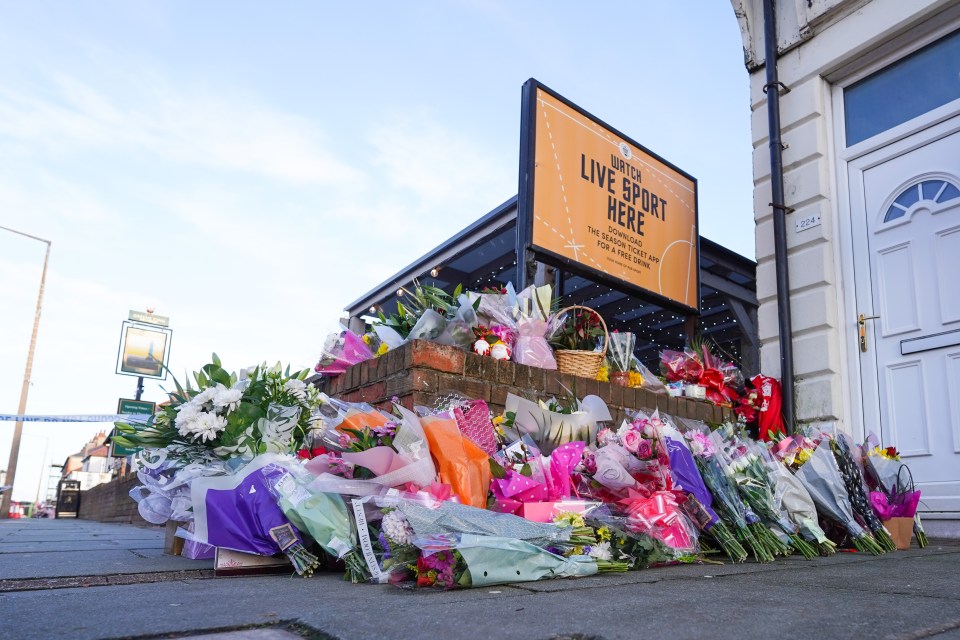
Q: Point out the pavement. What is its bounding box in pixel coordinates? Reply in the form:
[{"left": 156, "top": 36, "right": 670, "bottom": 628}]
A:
[{"left": 1, "top": 518, "right": 960, "bottom": 640}]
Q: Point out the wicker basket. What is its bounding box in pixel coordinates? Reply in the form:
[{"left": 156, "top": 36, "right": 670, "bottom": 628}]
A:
[{"left": 553, "top": 305, "right": 608, "bottom": 379}]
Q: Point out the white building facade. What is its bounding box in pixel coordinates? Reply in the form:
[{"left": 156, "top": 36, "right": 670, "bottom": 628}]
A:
[{"left": 733, "top": 0, "right": 960, "bottom": 529}]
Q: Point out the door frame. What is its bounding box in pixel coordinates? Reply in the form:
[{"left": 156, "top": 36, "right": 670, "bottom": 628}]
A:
[{"left": 830, "top": 18, "right": 960, "bottom": 442}]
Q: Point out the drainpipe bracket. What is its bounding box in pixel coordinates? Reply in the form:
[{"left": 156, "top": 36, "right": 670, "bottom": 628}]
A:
[
  {"left": 769, "top": 202, "right": 795, "bottom": 215},
  {"left": 762, "top": 81, "right": 791, "bottom": 95}
]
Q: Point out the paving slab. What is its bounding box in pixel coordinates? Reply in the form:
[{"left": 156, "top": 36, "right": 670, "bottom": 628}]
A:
[
  {"left": 0, "top": 548, "right": 213, "bottom": 579},
  {"left": 2, "top": 519, "right": 959, "bottom": 640}
]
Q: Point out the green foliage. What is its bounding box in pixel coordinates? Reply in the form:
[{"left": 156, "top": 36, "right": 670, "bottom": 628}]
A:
[{"left": 372, "top": 280, "right": 466, "bottom": 339}]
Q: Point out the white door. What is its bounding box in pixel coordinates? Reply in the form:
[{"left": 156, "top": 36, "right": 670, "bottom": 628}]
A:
[{"left": 848, "top": 114, "right": 960, "bottom": 515}]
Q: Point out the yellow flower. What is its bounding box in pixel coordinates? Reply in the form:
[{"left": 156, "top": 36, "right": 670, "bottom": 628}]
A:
[
  {"left": 554, "top": 512, "right": 586, "bottom": 528},
  {"left": 597, "top": 526, "right": 611, "bottom": 542},
  {"left": 628, "top": 371, "right": 643, "bottom": 387},
  {"left": 796, "top": 448, "right": 812, "bottom": 465},
  {"left": 376, "top": 343, "right": 389, "bottom": 356},
  {"left": 362, "top": 334, "right": 372, "bottom": 345},
  {"left": 597, "top": 364, "right": 609, "bottom": 383},
  {"left": 492, "top": 414, "right": 504, "bottom": 425}
]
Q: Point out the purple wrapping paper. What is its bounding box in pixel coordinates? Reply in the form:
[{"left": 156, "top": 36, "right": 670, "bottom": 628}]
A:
[
  {"left": 665, "top": 436, "right": 720, "bottom": 528},
  {"left": 203, "top": 468, "right": 302, "bottom": 556}
]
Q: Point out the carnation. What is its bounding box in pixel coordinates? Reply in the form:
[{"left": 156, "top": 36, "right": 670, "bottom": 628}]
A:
[{"left": 382, "top": 510, "right": 414, "bottom": 546}]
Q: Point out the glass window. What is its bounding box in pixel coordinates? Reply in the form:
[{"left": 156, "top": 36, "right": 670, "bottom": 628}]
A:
[
  {"left": 922, "top": 180, "right": 944, "bottom": 201},
  {"left": 884, "top": 179, "right": 960, "bottom": 222},
  {"left": 939, "top": 182, "right": 960, "bottom": 203},
  {"left": 845, "top": 29, "right": 960, "bottom": 146}
]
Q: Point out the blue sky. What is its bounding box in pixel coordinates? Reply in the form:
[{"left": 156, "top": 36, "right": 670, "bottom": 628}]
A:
[{"left": 0, "top": 1, "right": 754, "bottom": 502}]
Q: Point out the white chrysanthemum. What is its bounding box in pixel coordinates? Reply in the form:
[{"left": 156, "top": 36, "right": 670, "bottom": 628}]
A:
[
  {"left": 284, "top": 378, "right": 307, "bottom": 401},
  {"left": 213, "top": 384, "right": 243, "bottom": 413},
  {"left": 188, "top": 412, "right": 228, "bottom": 442},
  {"left": 589, "top": 541, "right": 612, "bottom": 561},
  {"left": 175, "top": 402, "right": 202, "bottom": 430},
  {"left": 381, "top": 510, "right": 414, "bottom": 546},
  {"left": 193, "top": 387, "right": 217, "bottom": 407}
]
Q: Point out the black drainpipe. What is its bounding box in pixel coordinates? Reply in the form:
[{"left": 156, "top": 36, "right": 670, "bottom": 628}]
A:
[{"left": 762, "top": 0, "right": 796, "bottom": 432}]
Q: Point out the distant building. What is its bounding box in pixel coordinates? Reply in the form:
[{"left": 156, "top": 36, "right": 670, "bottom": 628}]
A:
[{"left": 60, "top": 432, "right": 113, "bottom": 491}]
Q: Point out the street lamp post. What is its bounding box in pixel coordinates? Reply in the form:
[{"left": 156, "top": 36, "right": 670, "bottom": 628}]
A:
[{"left": 0, "top": 225, "right": 51, "bottom": 519}]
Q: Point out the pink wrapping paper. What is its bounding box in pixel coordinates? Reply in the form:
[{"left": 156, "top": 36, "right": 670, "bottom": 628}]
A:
[
  {"left": 870, "top": 490, "right": 920, "bottom": 519},
  {"left": 621, "top": 490, "right": 694, "bottom": 550}
]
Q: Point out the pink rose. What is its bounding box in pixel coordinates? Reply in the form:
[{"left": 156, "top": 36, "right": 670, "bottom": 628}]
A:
[
  {"left": 596, "top": 428, "right": 617, "bottom": 447},
  {"left": 636, "top": 439, "right": 654, "bottom": 459},
  {"left": 622, "top": 429, "right": 643, "bottom": 454}
]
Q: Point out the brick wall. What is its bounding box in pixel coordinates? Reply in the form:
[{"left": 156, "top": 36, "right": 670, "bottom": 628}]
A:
[
  {"left": 313, "top": 339, "right": 734, "bottom": 425},
  {"left": 78, "top": 473, "right": 150, "bottom": 526}
]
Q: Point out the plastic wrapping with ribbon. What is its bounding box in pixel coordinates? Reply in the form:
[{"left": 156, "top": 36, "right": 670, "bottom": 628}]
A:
[
  {"left": 414, "top": 533, "right": 597, "bottom": 588},
  {"left": 421, "top": 412, "right": 491, "bottom": 509},
  {"left": 620, "top": 490, "right": 699, "bottom": 552},
  {"left": 128, "top": 449, "right": 229, "bottom": 525},
  {"left": 314, "top": 329, "right": 374, "bottom": 376},
  {"left": 190, "top": 454, "right": 307, "bottom": 556},
  {"left": 490, "top": 441, "right": 585, "bottom": 514}
]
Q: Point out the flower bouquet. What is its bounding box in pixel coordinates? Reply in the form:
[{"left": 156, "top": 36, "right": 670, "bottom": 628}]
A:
[
  {"left": 190, "top": 454, "right": 321, "bottom": 576},
  {"left": 863, "top": 442, "right": 927, "bottom": 548},
  {"left": 420, "top": 410, "right": 492, "bottom": 509},
  {"left": 410, "top": 533, "right": 607, "bottom": 589},
  {"left": 792, "top": 440, "right": 886, "bottom": 555},
  {"left": 709, "top": 428, "right": 797, "bottom": 560},
  {"left": 718, "top": 435, "right": 819, "bottom": 559},
  {"left": 512, "top": 284, "right": 558, "bottom": 369},
  {"left": 763, "top": 448, "right": 837, "bottom": 555},
  {"left": 115, "top": 355, "right": 323, "bottom": 526},
  {"left": 315, "top": 402, "right": 437, "bottom": 489},
  {"left": 549, "top": 305, "right": 607, "bottom": 378},
  {"left": 314, "top": 329, "right": 374, "bottom": 377},
  {"left": 115, "top": 354, "right": 322, "bottom": 463},
  {"left": 260, "top": 461, "right": 368, "bottom": 582},
  {"left": 687, "top": 430, "right": 770, "bottom": 562},
  {"left": 658, "top": 421, "right": 748, "bottom": 562},
  {"left": 605, "top": 331, "right": 636, "bottom": 387},
  {"left": 488, "top": 437, "right": 585, "bottom": 517},
  {"left": 585, "top": 504, "right": 700, "bottom": 568},
  {"left": 831, "top": 435, "right": 897, "bottom": 552},
  {"left": 373, "top": 281, "right": 479, "bottom": 351}
]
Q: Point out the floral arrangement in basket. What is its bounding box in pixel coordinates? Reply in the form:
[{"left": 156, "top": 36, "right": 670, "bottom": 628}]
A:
[{"left": 548, "top": 305, "right": 608, "bottom": 378}]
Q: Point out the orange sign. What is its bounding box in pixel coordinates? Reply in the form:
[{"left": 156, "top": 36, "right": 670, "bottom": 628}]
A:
[{"left": 519, "top": 81, "right": 699, "bottom": 312}]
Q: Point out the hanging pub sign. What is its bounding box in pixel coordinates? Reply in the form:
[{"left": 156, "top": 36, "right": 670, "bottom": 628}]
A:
[
  {"left": 517, "top": 78, "right": 700, "bottom": 314},
  {"left": 115, "top": 320, "right": 172, "bottom": 380}
]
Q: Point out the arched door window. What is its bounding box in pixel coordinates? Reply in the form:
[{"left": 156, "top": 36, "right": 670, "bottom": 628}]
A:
[{"left": 884, "top": 178, "right": 960, "bottom": 223}]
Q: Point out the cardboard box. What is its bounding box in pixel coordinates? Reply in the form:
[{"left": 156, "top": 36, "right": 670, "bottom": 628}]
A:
[{"left": 214, "top": 548, "right": 292, "bottom": 576}]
